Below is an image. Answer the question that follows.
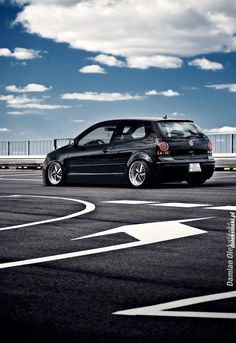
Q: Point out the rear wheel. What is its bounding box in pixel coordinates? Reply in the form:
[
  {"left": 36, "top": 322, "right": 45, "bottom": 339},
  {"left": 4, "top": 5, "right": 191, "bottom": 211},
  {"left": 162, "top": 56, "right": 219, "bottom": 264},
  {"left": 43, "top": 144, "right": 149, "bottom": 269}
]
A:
[
  {"left": 47, "top": 161, "right": 65, "bottom": 186},
  {"left": 186, "top": 175, "right": 206, "bottom": 187},
  {"left": 128, "top": 160, "right": 151, "bottom": 188}
]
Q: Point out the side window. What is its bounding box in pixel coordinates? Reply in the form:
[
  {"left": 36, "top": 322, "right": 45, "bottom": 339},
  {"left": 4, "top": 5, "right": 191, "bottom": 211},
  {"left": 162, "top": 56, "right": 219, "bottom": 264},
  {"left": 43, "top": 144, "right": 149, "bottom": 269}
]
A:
[
  {"left": 78, "top": 124, "right": 116, "bottom": 146},
  {"left": 115, "top": 122, "right": 147, "bottom": 142},
  {"left": 132, "top": 126, "right": 145, "bottom": 139}
]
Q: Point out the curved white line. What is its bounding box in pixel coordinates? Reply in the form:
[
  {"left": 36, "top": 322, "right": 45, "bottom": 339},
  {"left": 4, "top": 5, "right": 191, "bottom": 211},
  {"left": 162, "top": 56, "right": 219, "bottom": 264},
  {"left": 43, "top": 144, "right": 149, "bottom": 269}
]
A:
[{"left": 0, "top": 195, "right": 95, "bottom": 231}]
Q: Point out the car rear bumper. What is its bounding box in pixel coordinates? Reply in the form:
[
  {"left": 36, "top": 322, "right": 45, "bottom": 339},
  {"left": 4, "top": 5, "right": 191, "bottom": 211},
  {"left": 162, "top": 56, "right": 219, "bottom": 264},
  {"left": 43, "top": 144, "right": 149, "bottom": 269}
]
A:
[{"left": 153, "top": 157, "right": 215, "bottom": 182}]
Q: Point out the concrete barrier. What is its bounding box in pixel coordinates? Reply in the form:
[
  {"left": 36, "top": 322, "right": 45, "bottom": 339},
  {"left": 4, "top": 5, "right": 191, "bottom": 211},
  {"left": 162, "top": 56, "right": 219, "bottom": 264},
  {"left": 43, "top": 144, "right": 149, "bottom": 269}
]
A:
[
  {"left": 0, "top": 155, "right": 44, "bottom": 169},
  {"left": 213, "top": 153, "right": 236, "bottom": 171}
]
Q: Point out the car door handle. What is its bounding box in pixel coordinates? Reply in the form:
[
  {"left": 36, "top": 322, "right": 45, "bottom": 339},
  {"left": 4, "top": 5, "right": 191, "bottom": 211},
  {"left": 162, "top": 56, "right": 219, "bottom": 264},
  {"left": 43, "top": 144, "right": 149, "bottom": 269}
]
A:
[{"left": 103, "top": 148, "right": 109, "bottom": 153}]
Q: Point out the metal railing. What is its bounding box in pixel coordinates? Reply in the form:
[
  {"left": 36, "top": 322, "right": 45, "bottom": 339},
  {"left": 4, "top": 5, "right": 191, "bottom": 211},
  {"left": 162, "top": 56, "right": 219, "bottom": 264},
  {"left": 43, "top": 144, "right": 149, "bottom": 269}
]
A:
[
  {"left": 0, "top": 134, "right": 235, "bottom": 156},
  {"left": 208, "top": 134, "right": 236, "bottom": 154},
  {"left": 0, "top": 138, "right": 72, "bottom": 156}
]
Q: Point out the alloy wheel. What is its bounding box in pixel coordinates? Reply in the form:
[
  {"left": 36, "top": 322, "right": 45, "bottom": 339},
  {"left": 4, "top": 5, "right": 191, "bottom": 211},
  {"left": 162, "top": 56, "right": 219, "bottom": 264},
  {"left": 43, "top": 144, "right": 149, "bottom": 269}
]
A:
[
  {"left": 48, "top": 162, "right": 63, "bottom": 185},
  {"left": 129, "top": 161, "right": 146, "bottom": 187}
]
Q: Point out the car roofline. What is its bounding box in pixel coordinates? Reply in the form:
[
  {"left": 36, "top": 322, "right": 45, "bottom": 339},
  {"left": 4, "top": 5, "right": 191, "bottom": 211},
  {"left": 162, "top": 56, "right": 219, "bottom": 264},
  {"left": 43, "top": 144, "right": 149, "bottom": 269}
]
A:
[{"left": 90, "top": 117, "right": 193, "bottom": 126}]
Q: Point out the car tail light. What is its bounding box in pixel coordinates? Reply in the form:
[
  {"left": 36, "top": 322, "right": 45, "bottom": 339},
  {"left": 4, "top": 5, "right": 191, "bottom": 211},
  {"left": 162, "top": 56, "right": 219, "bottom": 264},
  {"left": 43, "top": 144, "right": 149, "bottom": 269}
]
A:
[
  {"left": 156, "top": 139, "right": 170, "bottom": 155},
  {"left": 207, "top": 141, "right": 213, "bottom": 154}
]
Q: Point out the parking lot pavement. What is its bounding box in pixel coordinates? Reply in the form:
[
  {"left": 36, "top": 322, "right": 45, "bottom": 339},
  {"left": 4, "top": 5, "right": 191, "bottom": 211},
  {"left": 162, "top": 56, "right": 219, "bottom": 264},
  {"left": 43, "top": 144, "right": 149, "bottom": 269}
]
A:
[{"left": 0, "top": 170, "right": 235, "bottom": 342}]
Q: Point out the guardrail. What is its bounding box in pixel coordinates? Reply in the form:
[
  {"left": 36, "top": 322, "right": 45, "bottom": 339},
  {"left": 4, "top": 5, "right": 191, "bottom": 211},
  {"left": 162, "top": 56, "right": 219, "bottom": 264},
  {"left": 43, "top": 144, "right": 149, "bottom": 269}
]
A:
[
  {"left": 0, "top": 135, "right": 235, "bottom": 170},
  {"left": 208, "top": 134, "right": 236, "bottom": 154},
  {"left": 0, "top": 138, "right": 72, "bottom": 156},
  {"left": 0, "top": 134, "right": 235, "bottom": 156}
]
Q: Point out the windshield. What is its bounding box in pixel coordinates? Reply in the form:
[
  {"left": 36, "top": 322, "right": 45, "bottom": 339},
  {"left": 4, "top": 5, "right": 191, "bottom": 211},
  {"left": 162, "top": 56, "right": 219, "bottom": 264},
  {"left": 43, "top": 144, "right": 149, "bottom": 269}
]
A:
[{"left": 157, "top": 121, "right": 203, "bottom": 138}]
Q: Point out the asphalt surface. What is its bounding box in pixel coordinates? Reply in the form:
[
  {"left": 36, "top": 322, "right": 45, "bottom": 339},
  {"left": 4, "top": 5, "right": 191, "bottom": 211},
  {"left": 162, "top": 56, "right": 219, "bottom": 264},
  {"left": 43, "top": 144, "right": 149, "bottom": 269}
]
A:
[{"left": 0, "top": 170, "right": 236, "bottom": 343}]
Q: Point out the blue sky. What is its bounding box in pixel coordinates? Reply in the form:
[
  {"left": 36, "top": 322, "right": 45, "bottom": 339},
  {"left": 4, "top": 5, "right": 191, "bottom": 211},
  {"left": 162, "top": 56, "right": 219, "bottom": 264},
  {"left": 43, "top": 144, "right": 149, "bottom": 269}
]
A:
[{"left": 0, "top": 0, "right": 235, "bottom": 140}]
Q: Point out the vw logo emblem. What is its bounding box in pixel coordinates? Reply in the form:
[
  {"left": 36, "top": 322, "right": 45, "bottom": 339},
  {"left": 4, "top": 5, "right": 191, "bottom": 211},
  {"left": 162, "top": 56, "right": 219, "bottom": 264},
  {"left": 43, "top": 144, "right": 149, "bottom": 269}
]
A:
[{"left": 189, "top": 140, "right": 194, "bottom": 147}]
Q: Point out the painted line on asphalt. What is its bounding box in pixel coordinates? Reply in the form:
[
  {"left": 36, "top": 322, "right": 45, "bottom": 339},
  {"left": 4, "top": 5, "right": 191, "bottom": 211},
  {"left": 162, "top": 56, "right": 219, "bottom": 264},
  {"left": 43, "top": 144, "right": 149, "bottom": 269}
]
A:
[
  {"left": 205, "top": 205, "right": 236, "bottom": 211},
  {"left": 0, "top": 217, "right": 210, "bottom": 269},
  {"left": 102, "top": 200, "right": 236, "bottom": 211},
  {"left": 102, "top": 200, "right": 157, "bottom": 205},
  {"left": 0, "top": 178, "right": 41, "bottom": 182},
  {"left": 0, "top": 195, "right": 95, "bottom": 232},
  {"left": 213, "top": 172, "right": 236, "bottom": 176},
  {"left": 0, "top": 173, "right": 40, "bottom": 177},
  {"left": 150, "top": 202, "right": 210, "bottom": 208},
  {"left": 72, "top": 217, "right": 210, "bottom": 241},
  {"left": 114, "top": 290, "right": 236, "bottom": 320},
  {"left": 102, "top": 200, "right": 212, "bottom": 208}
]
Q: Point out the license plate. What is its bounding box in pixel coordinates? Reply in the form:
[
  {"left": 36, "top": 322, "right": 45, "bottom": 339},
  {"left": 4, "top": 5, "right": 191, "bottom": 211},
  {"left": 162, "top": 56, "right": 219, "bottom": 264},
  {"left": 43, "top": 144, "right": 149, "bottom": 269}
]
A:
[{"left": 188, "top": 163, "right": 201, "bottom": 172}]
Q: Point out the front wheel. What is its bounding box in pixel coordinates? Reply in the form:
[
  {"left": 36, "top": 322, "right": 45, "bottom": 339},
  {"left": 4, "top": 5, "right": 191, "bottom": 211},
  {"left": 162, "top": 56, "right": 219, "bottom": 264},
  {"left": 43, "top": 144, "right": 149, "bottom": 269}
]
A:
[
  {"left": 46, "top": 161, "right": 65, "bottom": 186},
  {"left": 128, "top": 160, "right": 152, "bottom": 188}
]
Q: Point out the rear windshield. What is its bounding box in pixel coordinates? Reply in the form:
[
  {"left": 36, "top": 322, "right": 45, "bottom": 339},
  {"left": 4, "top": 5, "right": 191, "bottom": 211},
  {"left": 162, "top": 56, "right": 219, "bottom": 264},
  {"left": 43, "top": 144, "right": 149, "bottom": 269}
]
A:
[{"left": 157, "top": 121, "right": 202, "bottom": 138}]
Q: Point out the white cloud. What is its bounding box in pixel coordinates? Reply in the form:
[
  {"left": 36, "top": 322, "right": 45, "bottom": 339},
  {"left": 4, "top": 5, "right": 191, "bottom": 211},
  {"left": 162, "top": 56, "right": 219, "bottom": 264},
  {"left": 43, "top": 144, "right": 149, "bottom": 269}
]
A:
[
  {"left": 7, "top": 111, "right": 25, "bottom": 116},
  {"left": 62, "top": 92, "right": 145, "bottom": 101},
  {"left": 73, "top": 119, "right": 86, "bottom": 123},
  {"left": 0, "top": 47, "right": 41, "bottom": 60},
  {"left": 145, "top": 90, "right": 159, "bottom": 96},
  {"left": 7, "top": 110, "right": 43, "bottom": 115},
  {"left": 11, "top": 0, "right": 79, "bottom": 4},
  {"left": 127, "top": 56, "right": 183, "bottom": 69},
  {"left": 91, "top": 54, "right": 126, "bottom": 68},
  {"left": 0, "top": 48, "right": 12, "bottom": 57},
  {"left": 91, "top": 54, "right": 182, "bottom": 70},
  {"left": 171, "top": 111, "right": 186, "bottom": 117},
  {"left": 145, "top": 89, "right": 180, "bottom": 97},
  {"left": 79, "top": 64, "right": 106, "bottom": 74},
  {"left": 157, "top": 89, "right": 180, "bottom": 97},
  {"left": 0, "top": 94, "right": 29, "bottom": 105},
  {"left": 14, "top": 0, "right": 236, "bottom": 63},
  {"left": 206, "top": 126, "right": 236, "bottom": 134},
  {"left": 0, "top": 128, "right": 11, "bottom": 132},
  {"left": 206, "top": 83, "right": 236, "bottom": 92},
  {"left": 15, "top": 103, "right": 70, "bottom": 110},
  {"left": 5, "top": 83, "right": 51, "bottom": 93},
  {"left": 0, "top": 94, "right": 70, "bottom": 109},
  {"left": 182, "top": 86, "right": 198, "bottom": 91},
  {"left": 188, "top": 57, "right": 223, "bottom": 70}
]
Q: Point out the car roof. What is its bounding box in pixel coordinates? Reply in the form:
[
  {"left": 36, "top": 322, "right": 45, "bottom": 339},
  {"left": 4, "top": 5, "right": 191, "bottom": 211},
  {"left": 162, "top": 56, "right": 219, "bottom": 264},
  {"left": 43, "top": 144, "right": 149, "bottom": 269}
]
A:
[{"left": 95, "top": 117, "right": 193, "bottom": 124}]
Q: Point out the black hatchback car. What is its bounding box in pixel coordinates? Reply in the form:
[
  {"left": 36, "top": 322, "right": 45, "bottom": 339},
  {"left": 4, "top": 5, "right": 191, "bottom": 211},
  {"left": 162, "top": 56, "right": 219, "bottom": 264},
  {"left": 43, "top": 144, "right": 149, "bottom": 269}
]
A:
[{"left": 43, "top": 118, "right": 215, "bottom": 188}]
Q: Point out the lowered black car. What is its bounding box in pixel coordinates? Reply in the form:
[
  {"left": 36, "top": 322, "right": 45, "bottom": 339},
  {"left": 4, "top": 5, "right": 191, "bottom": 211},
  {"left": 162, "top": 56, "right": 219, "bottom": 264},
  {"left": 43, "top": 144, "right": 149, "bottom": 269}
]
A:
[{"left": 42, "top": 118, "right": 215, "bottom": 188}]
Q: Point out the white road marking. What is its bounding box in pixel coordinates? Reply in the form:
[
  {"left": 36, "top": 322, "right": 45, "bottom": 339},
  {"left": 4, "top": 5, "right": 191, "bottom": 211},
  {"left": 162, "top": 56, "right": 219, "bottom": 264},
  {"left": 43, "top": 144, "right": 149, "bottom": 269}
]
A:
[
  {"left": 0, "top": 178, "right": 41, "bottom": 182},
  {"left": 150, "top": 202, "right": 210, "bottom": 208},
  {"left": 103, "top": 200, "right": 236, "bottom": 211},
  {"left": 213, "top": 173, "right": 236, "bottom": 177},
  {"left": 206, "top": 206, "right": 236, "bottom": 211},
  {"left": 0, "top": 195, "right": 95, "bottom": 232},
  {"left": 102, "top": 200, "right": 157, "bottom": 205},
  {"left": 0, "top": 172, "right": 41, "bottom": 177},
  {"left": 72, "top": 217, "right": 210, "bottom": 242},
  {"left": 0, "top": 217, "right": 210, "bottom": 269},
  {"left": 113, "top": 290, "right": 236, "bottom": 320}
]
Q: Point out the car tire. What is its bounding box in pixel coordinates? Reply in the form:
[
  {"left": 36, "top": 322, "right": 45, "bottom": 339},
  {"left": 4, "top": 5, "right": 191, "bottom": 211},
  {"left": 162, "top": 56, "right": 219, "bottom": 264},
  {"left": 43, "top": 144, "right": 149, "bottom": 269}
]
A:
[
  {"left": 186, "top": 175, "right": 206, "bottom": 187},
  {"left": 46, "top": 161, "right": 65, "bottom": 186},
  {"left": 128, "top": 160, "right": 152, "bottom": 188}
]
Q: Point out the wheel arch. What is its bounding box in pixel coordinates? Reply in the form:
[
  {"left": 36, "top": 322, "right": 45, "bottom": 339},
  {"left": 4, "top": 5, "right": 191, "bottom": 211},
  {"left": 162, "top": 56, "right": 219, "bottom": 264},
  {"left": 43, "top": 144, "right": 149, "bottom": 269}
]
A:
[{"left": 127, "top": 152, "right": 154, "bottom": 168}]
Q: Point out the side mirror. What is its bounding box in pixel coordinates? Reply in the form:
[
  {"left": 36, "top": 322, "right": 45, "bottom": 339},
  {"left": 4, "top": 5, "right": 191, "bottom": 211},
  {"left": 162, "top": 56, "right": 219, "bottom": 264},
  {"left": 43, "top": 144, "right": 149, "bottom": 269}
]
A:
[
  {"left": 75, "top": 142, "right": 86, "bottom": 150},
  {"left": 69, "top": 139, "right": 75, "bottom": 146}
]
